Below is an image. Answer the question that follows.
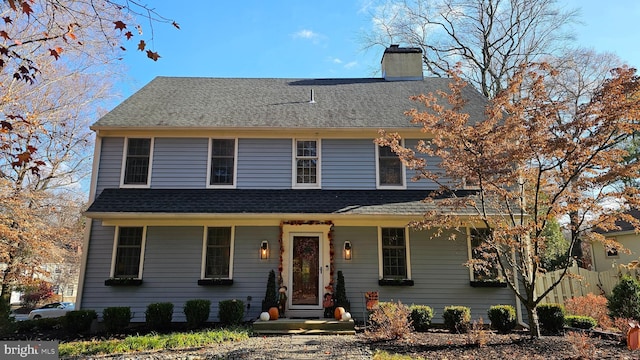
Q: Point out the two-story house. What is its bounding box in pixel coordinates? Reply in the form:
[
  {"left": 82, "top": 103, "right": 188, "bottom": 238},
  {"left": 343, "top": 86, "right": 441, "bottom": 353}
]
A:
[{"left": 78, "top": 45, "right": 520, "bottom": 324}]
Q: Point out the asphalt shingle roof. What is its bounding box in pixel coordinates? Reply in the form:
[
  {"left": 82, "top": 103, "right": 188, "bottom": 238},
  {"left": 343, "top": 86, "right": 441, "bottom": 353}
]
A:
[
  {"left": 85, "top": 189, "right": 480, "bottom": 216},
  {"left": 92, "top": 77, "right": 488, "bottom": 129}
]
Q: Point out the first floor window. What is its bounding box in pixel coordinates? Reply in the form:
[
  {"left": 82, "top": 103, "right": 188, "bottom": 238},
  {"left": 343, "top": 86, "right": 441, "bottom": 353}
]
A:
[
  {"left": 381, "top": 227, "right": 408, "bottom": 279},
  {"left": 470, "top": 228, "right": 500, "bottom": 281},
  {"left": 113, "top": 227, "right": 144, "bottom": 278},
  {"left": 204, "top": 227, "right": 232, "bottom": 278}
]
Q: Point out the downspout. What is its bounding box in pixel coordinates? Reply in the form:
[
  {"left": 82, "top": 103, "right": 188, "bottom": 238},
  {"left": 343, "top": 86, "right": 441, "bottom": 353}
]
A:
[{"left": 75, "top": 132, "right": 102, "bottom": 310}]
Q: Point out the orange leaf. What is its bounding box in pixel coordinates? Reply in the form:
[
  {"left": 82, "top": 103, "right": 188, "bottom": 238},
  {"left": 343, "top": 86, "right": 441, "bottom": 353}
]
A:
[
  {"left": 21, "top": 2, "right": 33, "bottom": 16},
  {"left": 124, "top": 31, "right": 133, "bottom": 40},
  {"left": 7, "top": 0, "right": 16, "bottom": 11},
  {"left": 137, "top": 40, "right": 145, "bottom": 51},
  {"left": 67, "top": 32, "right": 76, "bottom": 40},
  {"left": 49, "top": 48, "right": 60, "bottom": 60},
  {"left": 146, "top": 50, "right": 160, "bottom": 61},
  {"left": 113, "top": 20, "right": 127, "bottom": 31},
  {"left": 0, "top": 31, "right": 9, "bottom": 40}
]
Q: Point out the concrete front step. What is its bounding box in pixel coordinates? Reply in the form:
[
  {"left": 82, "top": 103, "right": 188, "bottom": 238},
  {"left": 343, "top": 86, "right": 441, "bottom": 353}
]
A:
[{"left": 253, "top": 318, "right": 355, "bottom": 335}]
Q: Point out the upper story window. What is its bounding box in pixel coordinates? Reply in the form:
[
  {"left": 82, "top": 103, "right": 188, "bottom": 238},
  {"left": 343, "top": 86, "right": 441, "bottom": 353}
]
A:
[
  {"left": 376, "top": 145, "right": 405, "bottom": 189},
  {"left": 293, "top": 139, "right": 320, "bottom": 188},
  {"left": 469, "top": 228, "right": 501, "bottom": 282},
  {"left": 111, "top": 226, "right": 146, "bottom": 279},
  {"left": 122, "top": 138, "right": 153, "bottom": 187},
  {"left": 208, "top": 139, "right": 237, "bottom": 188},
  {"left": 202, "top": 227, "right": 234, "bottom": 279},
  {"left": 379, "top": 227, "right": 411, "bottom": 279}
]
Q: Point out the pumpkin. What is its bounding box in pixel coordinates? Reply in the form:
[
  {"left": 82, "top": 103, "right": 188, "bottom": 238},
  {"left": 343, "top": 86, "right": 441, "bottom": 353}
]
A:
[
  {"left": 259, "top": 312, "right": 270, "bottom": 321},
  {"left": 334, "top": 306, "right": 345, "bottom": 320},
  {"left": 628, "top": 325, "right": 640, "bottom": 350},
  {"left": 268, "top": 306, "right": 279, "bottom": 320},
  {"left": 341, "top": 312, "right": 352, "bottom": 321}
]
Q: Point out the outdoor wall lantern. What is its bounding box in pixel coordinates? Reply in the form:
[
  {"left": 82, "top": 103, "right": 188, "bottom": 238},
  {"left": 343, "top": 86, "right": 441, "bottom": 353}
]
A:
[
  {"left": 260, "top": 240, "right": 269, "bottom": 259},
  {"left": 344, "top": 241, "right": 352, "bottom": 260}
]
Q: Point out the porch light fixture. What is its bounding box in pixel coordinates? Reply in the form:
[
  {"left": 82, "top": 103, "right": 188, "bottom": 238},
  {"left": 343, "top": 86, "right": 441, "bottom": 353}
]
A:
[
  {"left": 260, "top": 240, "right": 269, "bottom": 259},
  {"left": 344, "top": 241, "right": 352, "bottom": 260}
]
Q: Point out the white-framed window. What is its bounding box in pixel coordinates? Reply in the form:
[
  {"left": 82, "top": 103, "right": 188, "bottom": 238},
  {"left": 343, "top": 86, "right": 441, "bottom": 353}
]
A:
[
  {"left": 467, "top": 228, "right": 501, "bottom": 282},
  {"left": 207, "top": 138, "right": 237, "bottom": 188},
  {"left": 110, "top": 226, "right": 147, "bottom": 279},
  {"left": 292, "top": 139, "right": 321, "bottom": 188},
  {"left": 376, "top": 145, "right": 406, "bottom": 189},
  {"left": 378, "top": 227, "right": 411, "bottom": 279},
  {"left": 121, "top": 138, "right": 154, "bottom": 187},
  {"left": 201, "top": 227, "right": 235, "bottom": 279},
  {"left": 605, "top": 239, "right": 619, "bottom": 258}
]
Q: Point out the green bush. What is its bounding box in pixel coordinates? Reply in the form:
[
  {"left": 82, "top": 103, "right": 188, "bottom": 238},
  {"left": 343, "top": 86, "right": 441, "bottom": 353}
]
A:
[
  {"left": 443, "top": 306, "right": 471, "bottom": 334},
  {"left": 607, "top": 275, "right": 640, "bottom": 321},
  {"left": 15, "top": 318, "right": 60, "bottom": 333},
  {"left": 487, "top": 305, "right": 517, "bottom": 333},
  {"left": 218, "top": 299, "right": 244, "bottom": 326},
  {"left": 63, "top": 310, "right": 97, "bottom": 334},
  {"left": 102, "top": 307, "right": 131, "bottom": 333},
  {"left": 565, "top": 315, "right": 597, "bottom": 329},
  {"left": 537, "top": 303, "right": 565, "bottom": 335},
  {"left": 409, "top": 304, "right": 433, "bottom": 332},
  {"left": 184, "top": 299, "right": 211, "bottom": 328},
  {"left": 145, "top": 302, "right": 174, "bottom": 332}
]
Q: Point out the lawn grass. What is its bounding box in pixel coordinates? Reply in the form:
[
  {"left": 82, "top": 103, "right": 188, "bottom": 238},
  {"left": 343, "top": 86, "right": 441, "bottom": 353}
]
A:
[
  {"left": 373, "top": 350, "right": 426, "bottom": 360},
  {"left": 58, "top": 327, "right": 250, "bottom": 357}
]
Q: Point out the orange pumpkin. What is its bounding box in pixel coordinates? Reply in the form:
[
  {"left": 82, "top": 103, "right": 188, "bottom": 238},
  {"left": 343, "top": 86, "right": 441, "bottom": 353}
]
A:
[
  {"left": 628, "top": 326, "right": 640, "bottom": 350},
  {"left": 268, "top": 307, "right": 279, "bottom": 320},
  {"left": 334, "top": 306, "right": 345, "bottom": 320}
]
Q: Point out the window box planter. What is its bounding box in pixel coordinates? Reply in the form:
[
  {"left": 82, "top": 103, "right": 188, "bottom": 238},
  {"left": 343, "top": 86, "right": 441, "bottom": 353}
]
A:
[
  {"left": 378, "top": 279, "right": 414, "bottom": 286},
  {"left": 469, "top": 280, "right": 507, "bottom": 288},
  {"left": 104, "top": 278, "right": 143, "bottom": 286},
  {"left": 198, "top": 279, "right": 234, "bottom": 286}
]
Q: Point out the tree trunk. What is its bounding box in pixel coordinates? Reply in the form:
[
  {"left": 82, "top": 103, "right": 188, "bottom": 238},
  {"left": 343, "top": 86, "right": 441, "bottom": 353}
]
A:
[
  {"left": 526, "top": 303, "right": 541, "bottom": 338},
  {"left": 569, "top": 211, "right": 584, "bottom": 268}
]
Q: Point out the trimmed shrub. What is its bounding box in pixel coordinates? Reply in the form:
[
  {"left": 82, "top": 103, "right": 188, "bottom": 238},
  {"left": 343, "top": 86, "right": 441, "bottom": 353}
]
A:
[
  {"left": 409, "top": 304, "right": 433, "bottom": 332},
  {"left": 15, "top": 318, "right": 60, "bottom": 333},
  {"left": 334, "top": 271, "right": 350, "bottom": 311},
  {"left": 565, "top": 293, "right": 612, "bottom": 329},
  {"left": 145, "top": 302, "right": 174, "bottom": 332},
  {"left": 565, "top": 315, "right": 598, "bottom": 329},
  {"left": 537, "top": 303, "right": 565, "bottom": 335},
  {"left": 367, "top": 301, "right": 412, "bottom": 340},
  {"left": 63, "top": 310, "right": 97, "bottom": 334},
  {"left": 487, "top": 305, "right": 517, "bottom": 334},
  {"left": 443, "top": 306, "right": 471, "bottom": 334},
  {"left": 608, "top": 275, "right": 640, "bottom": 321},
  {"left": 184, "top": 299, "right": 211, "bottom": 328},
  {"left": 102, "top": 307, "right": 131, "bottom": 333},
  {"left": 218, "top": 299, "right": 244, "bottom": 326},
  {"left": 262, "top": 270, "right": 278, "bottom": 312}
]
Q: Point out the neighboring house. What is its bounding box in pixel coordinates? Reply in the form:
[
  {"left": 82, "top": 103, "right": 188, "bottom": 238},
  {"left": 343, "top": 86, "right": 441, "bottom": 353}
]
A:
[
  {"left": 591, "top": 209, "right": 640, "bottom": 271},
  {"left": 78, "top": 45, "right": 520, "bottom": 323}
]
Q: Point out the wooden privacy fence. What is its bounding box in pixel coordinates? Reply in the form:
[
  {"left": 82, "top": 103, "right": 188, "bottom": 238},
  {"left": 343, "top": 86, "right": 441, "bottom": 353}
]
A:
[{"left": 536, "top": 263, "right": 640, "bottom": 305}]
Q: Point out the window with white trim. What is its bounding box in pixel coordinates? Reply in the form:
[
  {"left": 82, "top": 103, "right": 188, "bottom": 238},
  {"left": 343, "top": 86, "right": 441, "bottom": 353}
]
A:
[
  {"left": 376, "top": 145, "right": 405, "bottom": 188},
  {"left": 208, "top": 138, "right": 237, "bottom": 187},
  {"left": 202, "top": 227, "right": 234, "bottom": 279},
  {"left": 122, "top": 138, "right": 153, "bottom": 186},
  {"left": 293, "top": 139, "right": 320, "bottom": 188},
  {"left": 111, "top": 226, "right": 146, "bottom": 279},
  {"left": 605, "top": 239, "right": 619, "bottom": 258},
  {"left": 469, "top": 228, "right": 501, "bottom": 281},
  {"left": 380, "top": 227, "right": 410, "bottom": 279}
]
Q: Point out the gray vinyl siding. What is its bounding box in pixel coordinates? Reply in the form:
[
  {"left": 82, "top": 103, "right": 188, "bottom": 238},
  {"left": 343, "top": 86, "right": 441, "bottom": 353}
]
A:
[
  {"left": 322, "top": 139, "right": 376, "bottom": 189},
  {"left": 81, "top": 224, "right": 280, "bottom": 322},
  {"left": 150, "top": 138, "right": 208, "bottom": 188},
  {"left": 333, "top": 226, "right": 515, "bottom": 323},
  {"left": 237, "top": 139, "right": 291, "bottom": 189},
  {"left": 96, "top": 137, "right": 124, "bottom": 195},
  {"left": 405, "top": 139, "right": 450, "bottom": 190}
]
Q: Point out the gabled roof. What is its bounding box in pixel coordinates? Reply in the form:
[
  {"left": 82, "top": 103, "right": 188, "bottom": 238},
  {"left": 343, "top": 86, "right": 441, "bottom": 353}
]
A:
[
  {"left": 84, "top": 188, "right": 480, "bottom": 217},
  {"left": 92, "top": 77, "right": 488, "bottom": 130},
  {"left": 598, "top": 208, "right": 640, "bottom": 234}
]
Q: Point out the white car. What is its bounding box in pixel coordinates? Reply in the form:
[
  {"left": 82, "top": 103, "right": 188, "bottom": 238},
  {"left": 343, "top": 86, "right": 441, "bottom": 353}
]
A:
[{"left": 28, "top": 302, "right": 75, "bottom": 320}]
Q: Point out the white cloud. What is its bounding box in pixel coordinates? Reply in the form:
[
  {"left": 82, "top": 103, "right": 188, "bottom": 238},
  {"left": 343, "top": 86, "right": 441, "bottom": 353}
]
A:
[
  {"left": 328, "top": 57, "right": 343, "bottom": 64},
  {"left": 293, "top": 29, "right": 319, "bottom": 40},
  {"left": 344, "top": 61, "right": 358, "bottom": 69}
]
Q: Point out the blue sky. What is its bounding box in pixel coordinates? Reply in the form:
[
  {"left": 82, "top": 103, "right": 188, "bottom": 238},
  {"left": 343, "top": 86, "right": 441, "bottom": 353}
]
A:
[{"left": 117, "top": 1, "right": 640, "bottom": 99}]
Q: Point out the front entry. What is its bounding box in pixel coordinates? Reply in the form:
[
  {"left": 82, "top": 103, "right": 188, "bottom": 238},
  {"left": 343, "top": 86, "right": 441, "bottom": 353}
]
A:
[{"left": 291, "top": 236, "right": 320, "bottom": 306}]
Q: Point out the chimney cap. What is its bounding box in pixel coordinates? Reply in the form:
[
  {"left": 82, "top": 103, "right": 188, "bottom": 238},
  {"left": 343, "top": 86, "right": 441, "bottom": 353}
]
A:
[{"left": 384, "top": 45, "right": 422, "bottom": 54}]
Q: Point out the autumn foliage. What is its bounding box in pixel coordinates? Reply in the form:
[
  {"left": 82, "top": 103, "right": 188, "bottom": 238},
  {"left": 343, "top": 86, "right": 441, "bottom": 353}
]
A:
[
  {"left": 565, "top": 293, "right": 613, "bottom": 329},
  {"left": 377, "top": 63, "right": 640, "bottom": 336}
]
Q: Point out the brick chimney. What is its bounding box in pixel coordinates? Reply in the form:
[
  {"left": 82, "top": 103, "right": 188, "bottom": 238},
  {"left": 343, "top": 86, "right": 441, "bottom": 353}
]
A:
[{"left": 381, "top": 44, "right": 423, "bottom": 81}]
